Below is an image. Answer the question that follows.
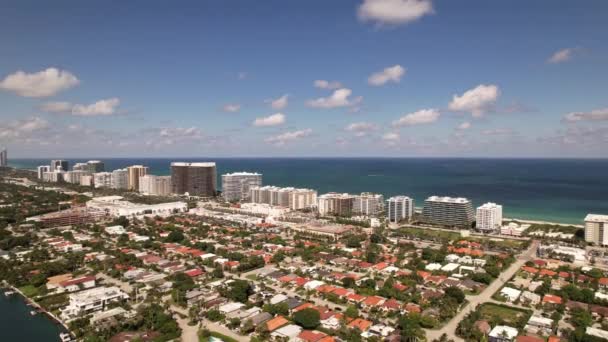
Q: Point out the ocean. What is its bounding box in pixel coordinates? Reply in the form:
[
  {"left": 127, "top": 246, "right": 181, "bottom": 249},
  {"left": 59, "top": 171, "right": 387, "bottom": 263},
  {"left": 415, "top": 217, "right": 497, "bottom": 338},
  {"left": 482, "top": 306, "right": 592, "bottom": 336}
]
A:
[
  {"left": 0, "top": 292, "right": 64, "bottom": 341},
  {"left": 8, "top": 158, "right": 608, "bottom": 225}
]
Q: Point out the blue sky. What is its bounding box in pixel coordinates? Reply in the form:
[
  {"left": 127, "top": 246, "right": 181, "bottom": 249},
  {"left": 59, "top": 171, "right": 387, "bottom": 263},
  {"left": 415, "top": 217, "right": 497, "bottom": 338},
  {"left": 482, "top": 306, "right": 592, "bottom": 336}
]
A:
[{"left": 1, "top": 0, "right": 607, "bottom": 158}]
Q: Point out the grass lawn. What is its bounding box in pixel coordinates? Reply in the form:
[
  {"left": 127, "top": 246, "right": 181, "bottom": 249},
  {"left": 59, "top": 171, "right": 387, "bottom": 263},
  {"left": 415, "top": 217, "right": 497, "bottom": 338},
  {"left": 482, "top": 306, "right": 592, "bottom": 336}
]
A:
[
  {"left": 245, "top": 274, "right": 258, "bottom": 281},
  {"left": 398, "top": 226, "right": 528, "bottom": 250},
  {"left": 199, "top": 330, "right": 240, "bottom": 342},
  {"left": 19, "top": 285, "right": 39, "bottom": 298},
  {"left": 478, "top": 303, "right": 532, "bottom": 328}
]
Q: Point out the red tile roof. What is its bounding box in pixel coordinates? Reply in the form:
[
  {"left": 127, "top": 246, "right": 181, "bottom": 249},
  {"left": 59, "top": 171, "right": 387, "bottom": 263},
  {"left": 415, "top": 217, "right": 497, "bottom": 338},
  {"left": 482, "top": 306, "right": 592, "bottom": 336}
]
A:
[{"left": 543, "top": 294, "right": 563, "bottom": 304}]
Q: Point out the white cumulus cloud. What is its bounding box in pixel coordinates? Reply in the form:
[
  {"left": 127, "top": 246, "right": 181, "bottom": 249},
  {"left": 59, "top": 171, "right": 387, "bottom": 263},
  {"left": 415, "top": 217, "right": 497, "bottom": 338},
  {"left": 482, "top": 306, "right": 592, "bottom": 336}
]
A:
[
  {"left": 457, "top": 122, "right": 471, "bottom": 130},
  {"left": 345, "top": 122, "right": 378, "bottom": 137},
  {"left": 392, "top": 108, "right": 440, "bottom": 127},
  {"left": 382, "top": 132, "right": 400, "bottom": 146},
  {"left": 563, "top": 107, "right": 608, "bottom": 122},
  {"left": 41, "top": 101, "right": 73, "bottom": 113},
  {"left": 307, "top": 88, "right": 362, "bottom": 109},
  {"left": 265, "top": 128, "right": 312, "bottom": 146},
  {"left": 448, "top": 84, "right": 500, "bottom": 118},
  {"left": 368, "top": 65, "right": 406, "bottom": 86},
  {"left": 71, "top": 98, "right": 121, "bottom": 116},
  {"left": 222, "top": 103, "right": 241, "bottom": 113},
  {"left": 0, "top": 117, "right": 50, "bottom": 140},
  {"left": 0, "top": 67, "right": 79, "bottom": 97},
  {"left": 253, "top": 113, "right": 286, "bottom": 127},
  {"left": 267, "top": 94, "right": 289, "bottom": 110},
  {"left": 358, "top": 0, "right": 434, "bottom": 26},
  {"left": 548, "top": 48, "right": 576, "bottom": 64},
  {"left": 314, "top": 80, "right": 342, "bottom": 90},
  {"left": 41, "top": 98, "right": 121, "bottom": 116}
]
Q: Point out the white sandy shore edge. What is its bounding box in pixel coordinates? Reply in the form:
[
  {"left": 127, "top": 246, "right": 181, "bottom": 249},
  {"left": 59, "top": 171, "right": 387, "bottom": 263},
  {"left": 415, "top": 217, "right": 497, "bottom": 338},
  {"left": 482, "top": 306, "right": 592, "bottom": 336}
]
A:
[{"left": 505, "top": 217, "right": 583, "bottom": 228}]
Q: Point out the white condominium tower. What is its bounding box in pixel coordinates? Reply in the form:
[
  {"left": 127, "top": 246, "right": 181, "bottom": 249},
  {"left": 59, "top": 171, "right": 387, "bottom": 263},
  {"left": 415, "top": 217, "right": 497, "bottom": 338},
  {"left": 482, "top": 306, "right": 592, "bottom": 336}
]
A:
[
  {"left": 585, "top": 214, "right": 608, "bottom": 245},
  {"left": 317, "top": 192, "right": 356, "bottom": 216},
  {"left": 222, "top": 172, "right": 262, "bottom": 202},
  {"left": 249, "top": 185, "right": 317, "bottom": 210},
  {"left": 51, "top": 159, "right": 69, "bottom": 172},
  {"left": 111, "top": 169, "right": 129, "bottom": 189},
  {"left": 93, "top": 172, "right": 113, "bottom": 188},
  {"left": 37, "top": 165, "right": 50, "bottom": 179},
  {"left": 139, "top": 175, "right": 172, "bottom": 196},
  {"left": 64, "top": 170, "right": 88, "bottom": 184},
  {"left": 422, "top": 196, "right": 474, "bottom": 228},
  {"left": 476, "top": 202, "right": 503, "bottom": 232},
  {"left": 127, "top": 165, "right": 149, "bottom": 191},
  {"left": 387, "top": 196, "right": 414, "bottom": 223},
  {"left": 353, "top": 192, "right": 384, "bottom": 216}
]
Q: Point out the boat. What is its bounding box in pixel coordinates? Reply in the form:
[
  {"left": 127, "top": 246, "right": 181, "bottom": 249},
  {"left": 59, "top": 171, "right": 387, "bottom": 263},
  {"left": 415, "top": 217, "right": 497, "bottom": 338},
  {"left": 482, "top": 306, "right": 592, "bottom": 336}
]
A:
[
  {"left": 59, "top": 333, "right": 73, "bottom": 342},
  {"left": 30, "top": 310, "right": 37, "bottom": 316},
  {"left": 4, "top": 290, "right": 15, "bottom": 296}
]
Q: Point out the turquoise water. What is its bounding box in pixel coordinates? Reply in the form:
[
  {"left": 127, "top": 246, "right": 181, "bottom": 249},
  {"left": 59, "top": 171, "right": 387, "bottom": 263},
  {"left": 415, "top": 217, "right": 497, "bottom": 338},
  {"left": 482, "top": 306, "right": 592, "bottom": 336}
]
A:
[
  {"left": 9, "top": 158, "right": 608, "bottom": 224},
  {"left": 0, "top": 292, "right": 64, "bottom": 341}
]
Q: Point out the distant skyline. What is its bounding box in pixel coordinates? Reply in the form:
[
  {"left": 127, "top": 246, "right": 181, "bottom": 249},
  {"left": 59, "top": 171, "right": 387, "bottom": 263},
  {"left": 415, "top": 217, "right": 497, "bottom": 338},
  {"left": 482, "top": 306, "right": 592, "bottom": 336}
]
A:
[{"left": 1, "top": 0, "right": 607, "bottom": 158}]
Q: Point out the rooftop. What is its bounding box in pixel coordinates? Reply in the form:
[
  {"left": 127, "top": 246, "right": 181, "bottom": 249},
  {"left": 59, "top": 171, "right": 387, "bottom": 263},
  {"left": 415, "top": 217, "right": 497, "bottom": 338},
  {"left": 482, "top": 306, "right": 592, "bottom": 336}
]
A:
[{"left": 171, "top": 162, "right": 216, "bottom": 167}]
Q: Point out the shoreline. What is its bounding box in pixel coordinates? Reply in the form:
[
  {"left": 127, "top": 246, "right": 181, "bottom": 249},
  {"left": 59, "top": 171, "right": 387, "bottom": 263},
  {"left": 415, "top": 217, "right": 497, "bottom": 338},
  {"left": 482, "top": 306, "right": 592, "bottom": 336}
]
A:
[
  {"left": 505, "top": 217, "right": 584, "bottom": 228},
  {"left": 4, "top": 165, "right": 588, "bottom": 227},
  {"left": 3, "top": 282, "right": 73, "bottom": 339}
]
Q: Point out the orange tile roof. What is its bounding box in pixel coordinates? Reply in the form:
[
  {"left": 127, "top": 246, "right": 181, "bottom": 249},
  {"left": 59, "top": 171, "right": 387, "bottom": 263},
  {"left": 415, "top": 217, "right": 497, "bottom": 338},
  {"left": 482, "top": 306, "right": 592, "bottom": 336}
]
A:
[
  {"left": 348, "top": 318, "right": 372, "bottom": 331},
  {"left": 522, "top": 266, "right": 539, "bottom": 274},
  {"left": 540, "top": 269, "right": 557, "bottom": 277},
  {"left": 331, "top": 288, "right": 350, "bottom": 297},
  {"left": 543, "top": 294, "right": 563, "bottom": 304},
  {"left": 363, "top": 296, "right": 385, "bottom": 306},
  {"left": 266, "top": 316, "right": 289, "bottom": 332},
  {"left": 347, "top": 293, "right": 367, "bottom": 302},
  {"left": 373, "top": 262, "right": 388, "bottom": 270},
  {"left": 297, "top": 330, "right": 327, "bottom": 342},
  {"left": 293, "top": 303, "right": 315, "bottom": 312}
]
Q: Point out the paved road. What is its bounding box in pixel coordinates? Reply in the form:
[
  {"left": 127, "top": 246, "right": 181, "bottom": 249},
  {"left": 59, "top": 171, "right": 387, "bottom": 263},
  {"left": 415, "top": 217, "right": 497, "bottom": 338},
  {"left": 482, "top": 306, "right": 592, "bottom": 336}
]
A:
[
  {"left": 169, "top": 303, "right": 249, "bottom": 342},
  {"left": 424, "top": 240, "right": 538, "bottom": 342}
]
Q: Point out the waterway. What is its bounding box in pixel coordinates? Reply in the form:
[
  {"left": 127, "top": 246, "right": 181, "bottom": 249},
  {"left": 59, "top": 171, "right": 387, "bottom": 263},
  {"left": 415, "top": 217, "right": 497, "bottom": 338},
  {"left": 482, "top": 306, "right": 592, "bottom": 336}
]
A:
[{"left": 0, "top": 291, "right": 65, "bottom": 341}]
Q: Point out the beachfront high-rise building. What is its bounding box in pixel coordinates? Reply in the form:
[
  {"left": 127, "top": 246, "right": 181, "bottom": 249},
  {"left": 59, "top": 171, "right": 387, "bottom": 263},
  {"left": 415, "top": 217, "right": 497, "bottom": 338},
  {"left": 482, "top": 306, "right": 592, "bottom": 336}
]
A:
[
  {"left": 37, "top": 165, "right": 50, "bottom": 179},
  {"left": 93, "top": 172, "right": 113, "bottom": 188},
  {"left": 422, "top": 196, "right": 474, "bottom": 228},
  {"left": 51, "top": 160, "right": 69, "bottom": 172},
  {"left": 221, "top": 172, "right": 262, "bottom": 202},
  {"left": 86, "top": 160, "right": 105, "bottom": 173},
  {"left": 387, "top": 196, "right": 415, "bottom": 223},
  {"left": 80, "top": 175, "right": 93, "bottom": 187},
  {"left": 585, "top": 214, "right": 608, "bottom": 245},
  {"left": 249, "top": 185, "right": 317, "bottom": 210},
  {"left": 111, "top": 169, "right": 128, "bottom": 189},
  {"left": 139, "top": 175, "right": 172, "bottom": 196},
  {"left": 476, "top": 202, "right": 503, "bottom": 232},
  {"left": 73, "top": 163, "right": 88, "bottom": 172},
  {"left": 0, "top": 148, "right": 7, "bottom": 167},
  {"left": 127, "top": 165, "right": 149, "bottom": 191},
  {"left": 171, "top": 162, "right": 216, "bottom": 197},
  {"left": 43, "top": 170, "right": 65, "bottom": 183},
  {"left": 318, "top": 193, "right": 356, "bottom": 217},
  {"left": 353, "top": 192, "right": 384, "bottom": 216},
  {"left": 64, "top": 170, "right": 88, "bottom": 184}
]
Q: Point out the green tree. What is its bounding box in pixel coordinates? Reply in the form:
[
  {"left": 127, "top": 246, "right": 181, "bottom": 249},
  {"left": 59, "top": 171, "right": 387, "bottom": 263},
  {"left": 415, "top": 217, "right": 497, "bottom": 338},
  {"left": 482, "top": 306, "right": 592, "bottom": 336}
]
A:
[
  {"left": 293, "top": 308, "right": 320, "bottom": 329},
  {"left": 345, "top": 305, "right": 359, "bottom": 318}
]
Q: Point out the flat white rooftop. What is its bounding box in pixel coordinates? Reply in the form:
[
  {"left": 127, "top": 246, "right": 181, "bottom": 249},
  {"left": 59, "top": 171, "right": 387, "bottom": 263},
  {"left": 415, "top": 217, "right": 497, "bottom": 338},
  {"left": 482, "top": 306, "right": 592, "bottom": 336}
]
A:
[
  {"left": 585, "top": 214, "right": 608, "bottom": 222},
  {"left": 426, "top": 196, "right": 471, "bottom": 203},
  {"left": 223, "top": 172, "right": 261, "bottom": 176},
  {"left": 171, "top": 162, "right": 216, "bottom": 167}
]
